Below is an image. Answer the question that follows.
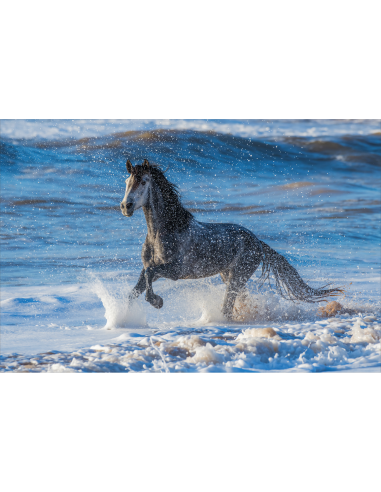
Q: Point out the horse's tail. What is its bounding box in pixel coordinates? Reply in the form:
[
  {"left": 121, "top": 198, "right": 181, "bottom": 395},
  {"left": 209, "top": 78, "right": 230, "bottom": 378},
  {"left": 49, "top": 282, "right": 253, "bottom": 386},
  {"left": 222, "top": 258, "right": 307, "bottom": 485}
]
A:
[{"left": 259, "top": 240, "right": 343, "bottom": 303}]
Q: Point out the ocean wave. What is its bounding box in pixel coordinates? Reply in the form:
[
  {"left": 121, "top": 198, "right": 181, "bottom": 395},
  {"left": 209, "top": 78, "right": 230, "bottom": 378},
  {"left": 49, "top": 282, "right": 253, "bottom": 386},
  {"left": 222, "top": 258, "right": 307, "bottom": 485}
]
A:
[{"left": 2, "top": 129, "right": 379, "bottom": 175}]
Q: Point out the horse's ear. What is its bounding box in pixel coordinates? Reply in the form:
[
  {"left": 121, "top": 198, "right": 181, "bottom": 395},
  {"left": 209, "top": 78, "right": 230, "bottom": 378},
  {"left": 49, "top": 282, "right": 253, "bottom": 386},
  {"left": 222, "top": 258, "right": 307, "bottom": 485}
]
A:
[
  {"left": 126, "top": 159, "right": 134, "bottom": 174},
  {"left": 142, "top": 159, "right": 150, "bottom": 172}
]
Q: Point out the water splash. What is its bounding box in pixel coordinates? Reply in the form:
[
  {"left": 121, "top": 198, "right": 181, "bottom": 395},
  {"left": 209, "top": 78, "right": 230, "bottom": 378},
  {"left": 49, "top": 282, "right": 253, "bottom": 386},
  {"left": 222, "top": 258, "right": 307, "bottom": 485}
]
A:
[{"left": 89, "top": 273, "right": 147, "bottom": 329}]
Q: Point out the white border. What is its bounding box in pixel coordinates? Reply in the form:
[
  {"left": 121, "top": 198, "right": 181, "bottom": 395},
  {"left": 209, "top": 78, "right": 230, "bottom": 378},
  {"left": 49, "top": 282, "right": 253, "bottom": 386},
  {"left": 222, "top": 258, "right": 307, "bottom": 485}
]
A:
[
  {"left": 1, "top": 1, "right": 380, "bottom": 118},
  {"left": 1, "top": 1, "right": 380, "bottom": 490}
]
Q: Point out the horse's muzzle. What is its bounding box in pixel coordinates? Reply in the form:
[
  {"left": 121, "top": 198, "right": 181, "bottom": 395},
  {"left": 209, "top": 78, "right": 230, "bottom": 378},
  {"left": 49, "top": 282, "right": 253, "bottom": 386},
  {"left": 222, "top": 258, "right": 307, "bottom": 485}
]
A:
[{"left": 120, "top": 201, "right": 134, "bottom": 217}]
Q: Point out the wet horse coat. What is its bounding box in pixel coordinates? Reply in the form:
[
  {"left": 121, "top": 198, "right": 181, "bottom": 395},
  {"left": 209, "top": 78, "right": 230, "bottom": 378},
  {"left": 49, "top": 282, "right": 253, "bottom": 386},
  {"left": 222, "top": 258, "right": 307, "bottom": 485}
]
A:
[{"left": 120, "top": 159, "right": 341, "bottom": 319}]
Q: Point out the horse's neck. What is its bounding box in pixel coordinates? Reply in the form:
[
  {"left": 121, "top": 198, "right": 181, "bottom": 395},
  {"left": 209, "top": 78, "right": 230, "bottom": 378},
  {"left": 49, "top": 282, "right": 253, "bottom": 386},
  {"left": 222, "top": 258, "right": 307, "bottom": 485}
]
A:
[
  {"left": 143, "top": 181, "right": 191, "bottom": 240},
  {"left": 143, "top": 206, "right": 159, "bottom": 238},
  {"left": 143, "top": 183, "right": 166, "bottom": 237}
]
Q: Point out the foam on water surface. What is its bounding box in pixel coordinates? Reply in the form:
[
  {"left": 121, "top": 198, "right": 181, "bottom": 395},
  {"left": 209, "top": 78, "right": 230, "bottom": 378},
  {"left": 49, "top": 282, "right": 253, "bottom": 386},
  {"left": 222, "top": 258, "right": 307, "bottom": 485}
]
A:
[
  {"left": 2, "top": 119, "right": 381, "bottom": 140},
  {"left": 1, "top": 275, "right": 380, "bottom": 372},
  {"left": 1, "top": 310, "right": 380, "bottom": 373}
]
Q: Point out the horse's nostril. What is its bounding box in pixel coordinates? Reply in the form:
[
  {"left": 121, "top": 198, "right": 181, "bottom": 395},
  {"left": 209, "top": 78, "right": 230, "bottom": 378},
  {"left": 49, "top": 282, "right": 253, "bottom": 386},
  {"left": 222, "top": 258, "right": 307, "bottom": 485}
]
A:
[{"left": 126, "top": 203, "right": 133, "bottom": 209}]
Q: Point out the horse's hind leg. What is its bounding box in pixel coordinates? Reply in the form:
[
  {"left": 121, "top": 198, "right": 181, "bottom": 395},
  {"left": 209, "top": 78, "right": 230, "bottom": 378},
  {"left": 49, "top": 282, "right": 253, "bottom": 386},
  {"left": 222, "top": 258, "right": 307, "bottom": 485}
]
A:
[
  {"left": 221, "top": 252, "right": 262, "bottom": 321},
  {"left": 221, "top": 277, "right": 247, "bottom": 320}
]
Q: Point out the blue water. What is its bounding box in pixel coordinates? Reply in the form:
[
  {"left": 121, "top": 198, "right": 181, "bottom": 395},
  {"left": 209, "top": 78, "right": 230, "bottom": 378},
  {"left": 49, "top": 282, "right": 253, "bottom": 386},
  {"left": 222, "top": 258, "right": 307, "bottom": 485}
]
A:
[
  {"left": 1, "top": 121, "right": 380, "bottom": 292},
  {"left": 0, "top": 120, "right": 380, "bottom": 364}
]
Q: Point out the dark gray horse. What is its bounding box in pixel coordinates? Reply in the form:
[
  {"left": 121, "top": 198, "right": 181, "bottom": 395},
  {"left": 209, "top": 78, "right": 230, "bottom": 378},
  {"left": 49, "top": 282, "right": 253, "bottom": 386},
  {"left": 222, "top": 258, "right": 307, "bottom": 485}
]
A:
[{"left": 120, "top": 159, "right": 341, "bottom": 320}]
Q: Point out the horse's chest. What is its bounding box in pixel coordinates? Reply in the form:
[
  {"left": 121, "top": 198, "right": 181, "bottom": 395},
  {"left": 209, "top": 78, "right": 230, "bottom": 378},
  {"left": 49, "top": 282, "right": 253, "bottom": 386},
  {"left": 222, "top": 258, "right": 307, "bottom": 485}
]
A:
[{"left": 142, "top": 235, "right": 177, "bottom": 267}]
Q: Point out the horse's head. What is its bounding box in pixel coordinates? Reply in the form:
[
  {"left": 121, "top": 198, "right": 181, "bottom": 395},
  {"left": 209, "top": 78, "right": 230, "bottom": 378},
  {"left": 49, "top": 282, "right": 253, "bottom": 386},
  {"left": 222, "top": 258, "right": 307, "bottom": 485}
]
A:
[{"left": 120, "top": 159, "right": 152, "bottom": 217}]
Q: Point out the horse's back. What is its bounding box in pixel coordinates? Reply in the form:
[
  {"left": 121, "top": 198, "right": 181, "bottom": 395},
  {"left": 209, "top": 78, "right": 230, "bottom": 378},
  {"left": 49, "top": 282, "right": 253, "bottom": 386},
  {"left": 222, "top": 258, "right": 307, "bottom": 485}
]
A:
[
  {"left": 176, "top": 219, "right": 262, "bottom": 279},
  {"left": 193, "top": 220, "right": 261, "bottom": 248}
]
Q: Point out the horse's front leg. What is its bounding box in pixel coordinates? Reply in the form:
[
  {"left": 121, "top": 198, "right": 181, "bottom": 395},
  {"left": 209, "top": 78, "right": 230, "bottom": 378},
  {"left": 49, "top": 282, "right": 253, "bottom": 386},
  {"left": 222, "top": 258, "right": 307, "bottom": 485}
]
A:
[
  {"left": 128, "top": 268, "right": 146, "bottom": 302},
  {"left": 145, "top": 262, "right": 181, "bottom": 309}
]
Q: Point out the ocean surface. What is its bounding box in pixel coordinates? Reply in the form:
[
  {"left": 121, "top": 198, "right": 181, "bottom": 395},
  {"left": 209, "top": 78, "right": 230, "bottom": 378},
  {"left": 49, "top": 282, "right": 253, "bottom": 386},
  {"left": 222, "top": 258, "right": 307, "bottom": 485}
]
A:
[{"left": 1, "top": 119, "right": 380, "bottom": 372}]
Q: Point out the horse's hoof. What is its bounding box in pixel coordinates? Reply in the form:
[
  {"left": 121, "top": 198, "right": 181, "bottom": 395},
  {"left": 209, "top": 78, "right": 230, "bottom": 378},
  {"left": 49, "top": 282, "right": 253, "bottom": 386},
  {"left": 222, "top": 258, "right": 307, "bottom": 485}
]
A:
[
  {"left": 128, "top": 290, "right": 138, "bottom": 303},
  {"left": 146, "top": 294, "right": 163, "bottom": 309}
]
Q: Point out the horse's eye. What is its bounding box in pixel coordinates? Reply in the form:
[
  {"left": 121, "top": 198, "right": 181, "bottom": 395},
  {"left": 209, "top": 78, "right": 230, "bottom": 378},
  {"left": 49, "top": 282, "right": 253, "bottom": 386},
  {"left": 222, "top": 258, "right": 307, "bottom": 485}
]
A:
[{"left": 142, "top": 181, "right": 146, "bottom": 186}]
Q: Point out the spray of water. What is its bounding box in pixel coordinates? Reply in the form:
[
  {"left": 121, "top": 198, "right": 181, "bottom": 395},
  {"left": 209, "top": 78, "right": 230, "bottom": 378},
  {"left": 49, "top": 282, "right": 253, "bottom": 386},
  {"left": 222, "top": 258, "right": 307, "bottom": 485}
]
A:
[{"left": 89, "top": 273, "right": 147, "bottom": 329}]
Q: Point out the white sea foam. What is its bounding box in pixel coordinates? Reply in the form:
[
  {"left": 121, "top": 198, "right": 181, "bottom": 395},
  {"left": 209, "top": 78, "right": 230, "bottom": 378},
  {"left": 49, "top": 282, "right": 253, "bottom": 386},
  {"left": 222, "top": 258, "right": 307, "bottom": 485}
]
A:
[
  {"left": 2, "top": 119, "right": 380, "bottom": 141},
  {"left": 1, "top": 275, "right": 380, "bottom": 372},
  {"left": 2, "top": 311, "right": 379, "bottom": 373}
]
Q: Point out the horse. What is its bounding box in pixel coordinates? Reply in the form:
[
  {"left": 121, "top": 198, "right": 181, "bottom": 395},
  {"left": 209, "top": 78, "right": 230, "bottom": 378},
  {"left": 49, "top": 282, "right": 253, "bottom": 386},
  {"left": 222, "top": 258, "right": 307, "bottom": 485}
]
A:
[{"left": 120, "top": 159, "right": 341, "bottom": 320}]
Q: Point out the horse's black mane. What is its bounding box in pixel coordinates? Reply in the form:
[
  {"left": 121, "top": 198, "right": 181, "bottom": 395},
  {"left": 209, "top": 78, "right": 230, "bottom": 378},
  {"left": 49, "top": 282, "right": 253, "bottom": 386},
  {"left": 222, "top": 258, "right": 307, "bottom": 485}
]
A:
[{"left": 147, "top": 164, "right": 193, "bottom": 232}]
